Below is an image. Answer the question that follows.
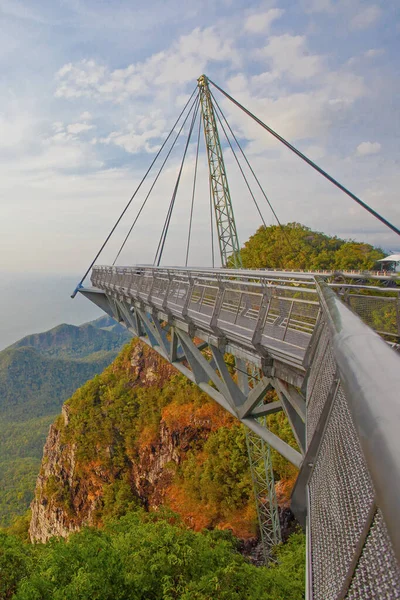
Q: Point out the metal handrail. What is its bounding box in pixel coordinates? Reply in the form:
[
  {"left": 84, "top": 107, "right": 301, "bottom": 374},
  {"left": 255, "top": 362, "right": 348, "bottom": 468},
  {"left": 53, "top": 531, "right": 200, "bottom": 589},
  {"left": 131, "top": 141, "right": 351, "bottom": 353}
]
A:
[
  {"left": 316, "top": 279, "right": 400, "bottom": 563},
  {"left": 94, "top": 263, "right": 400, "bottom": 282}
]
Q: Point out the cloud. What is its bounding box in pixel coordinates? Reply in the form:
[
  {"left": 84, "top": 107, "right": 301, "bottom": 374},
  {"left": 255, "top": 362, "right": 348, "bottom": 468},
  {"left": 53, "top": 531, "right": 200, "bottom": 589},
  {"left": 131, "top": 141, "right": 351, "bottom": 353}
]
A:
[
  {"left": 351, "top": 5, "right": 381, "bottom": 30},
  {"left": 356, "top": 141, "right": 381, "bottom": 156},
  {"left": 364, "top": 48, "right": 385, "bottom": 59},
  {"left": 256, "top": 34, "right": 323, "bottom": 81},
  {"left": 55, "top": 60, "right": 107, "bottom": 99},
  {"left": 100, "top": 127, "right": 163, "bottom": 154},
  {"left": 244, "top": 8, "right": 284, "bottom": 33},
  {"left": 80, "top": 111, "right": 93, "bottom": 120},
  {"left": 98, "top": 110, "right": 167, "bottom": 154},
  {"left": 0, "top": 112, "right": 37, "bottom": 151},
  {"left": 55, "top": 27, "right": 239, "bottom": 103},
  {"left": 67, "top": 122, "right": 94, "bottom": 135}
]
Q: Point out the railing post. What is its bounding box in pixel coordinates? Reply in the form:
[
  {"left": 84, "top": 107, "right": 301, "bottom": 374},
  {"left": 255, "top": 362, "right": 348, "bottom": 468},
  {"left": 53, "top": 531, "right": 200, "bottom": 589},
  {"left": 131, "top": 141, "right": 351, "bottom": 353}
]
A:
[
  {"left": 182, "top": 273, "right": 194, "bottom": 319},
  {"left": 252, "top": 287, "right": 270, "bottom": 348},
  {"left": 210, "top": 278, "right": 226, "bottom": 334}
]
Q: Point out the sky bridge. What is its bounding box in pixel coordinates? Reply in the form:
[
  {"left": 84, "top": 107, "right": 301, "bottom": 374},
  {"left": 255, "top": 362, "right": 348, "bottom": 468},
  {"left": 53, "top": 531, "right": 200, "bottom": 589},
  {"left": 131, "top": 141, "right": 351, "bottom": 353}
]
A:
[{"left": 75, "top": 75, "right": 400, "bottom": 599}]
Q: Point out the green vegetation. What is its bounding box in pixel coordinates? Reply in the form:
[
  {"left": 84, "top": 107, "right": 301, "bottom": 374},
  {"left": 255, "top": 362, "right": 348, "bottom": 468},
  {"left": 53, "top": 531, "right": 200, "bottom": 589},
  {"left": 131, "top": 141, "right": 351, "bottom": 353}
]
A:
[
  {"left": 0, "top": 510, "right": 305, "bottom": 599},
  {"left": 237, "top": 222, "right": 385, "bottom": 270},
  {"left": 0, "top": 318, "right": 131, "bottom": 526},
  {"left": 0, "top": 346, "right": 118, "bottom": 422}
]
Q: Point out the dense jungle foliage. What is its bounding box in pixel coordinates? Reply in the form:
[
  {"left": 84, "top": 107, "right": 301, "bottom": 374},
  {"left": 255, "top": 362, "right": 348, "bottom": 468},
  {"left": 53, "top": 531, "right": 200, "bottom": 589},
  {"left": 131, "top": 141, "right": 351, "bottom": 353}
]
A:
[{"left": 0, "top": 511, "right": 305, "bottom": 600}]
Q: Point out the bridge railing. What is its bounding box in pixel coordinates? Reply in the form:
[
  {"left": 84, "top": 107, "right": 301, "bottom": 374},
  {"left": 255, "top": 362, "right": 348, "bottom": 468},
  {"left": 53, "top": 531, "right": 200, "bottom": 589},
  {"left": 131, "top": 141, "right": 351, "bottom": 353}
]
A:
[
  {"left": 91, "top": 265, "right": 320, "bottom": 365},
  {"left": 92, "top": 265, "right": 400, "bottom": 341},
  {"left": 332, "top": 286, "right": 400, "bottom": 338},
  {"left": 292, "top": 280, "right": 400, "bottom": 599}
]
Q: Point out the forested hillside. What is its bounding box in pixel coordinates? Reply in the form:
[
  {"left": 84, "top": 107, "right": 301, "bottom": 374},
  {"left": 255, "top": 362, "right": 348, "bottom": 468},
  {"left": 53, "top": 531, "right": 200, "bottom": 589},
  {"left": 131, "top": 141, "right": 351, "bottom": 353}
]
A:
[{"left": 0, "top": 317, "right": 131, "bottom": 527}]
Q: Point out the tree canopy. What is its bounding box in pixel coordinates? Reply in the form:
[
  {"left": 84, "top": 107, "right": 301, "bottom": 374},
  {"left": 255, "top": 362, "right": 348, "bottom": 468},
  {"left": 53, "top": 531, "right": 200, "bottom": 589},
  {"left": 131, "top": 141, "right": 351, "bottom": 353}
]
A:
[
  {"left": 236, "top": 223, "right": 384, "bottom": 271},
  {"left": 1, "top": 511, "right": 305, "bottom": 600}
]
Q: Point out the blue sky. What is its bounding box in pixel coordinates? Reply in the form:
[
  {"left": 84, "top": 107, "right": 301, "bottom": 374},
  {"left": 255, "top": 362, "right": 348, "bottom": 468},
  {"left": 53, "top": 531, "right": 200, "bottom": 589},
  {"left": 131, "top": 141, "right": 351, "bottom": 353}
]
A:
[{"left": 0, "top": 0, "right": 399, "bottom": 276}]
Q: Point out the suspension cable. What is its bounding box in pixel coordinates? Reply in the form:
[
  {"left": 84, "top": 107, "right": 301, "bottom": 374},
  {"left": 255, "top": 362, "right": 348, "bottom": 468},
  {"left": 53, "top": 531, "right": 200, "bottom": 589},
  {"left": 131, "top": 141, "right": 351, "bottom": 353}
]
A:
[
  {"left": 71, "top": 87, "right": 199, "bottom": 297},
  {"left": 211, "top": 91, "right": 279, "bottom": 227},
  {"left": 209, "top": 79, "right": 400, "bottom": 238},
  {"left": 212, "top": 98, "right": 266, "bottom": 227},
  {"left": 113, "top": 93, "right": 200, "bottom": 266},
  {"left": 154, "top": 98, "right": 201, "bottom": 266},
  {"left": 211, "top": 91, "right": 294, "bottom": 254},
  {"left": 185, "top": 111, "right": 202, "bottom": 267}
]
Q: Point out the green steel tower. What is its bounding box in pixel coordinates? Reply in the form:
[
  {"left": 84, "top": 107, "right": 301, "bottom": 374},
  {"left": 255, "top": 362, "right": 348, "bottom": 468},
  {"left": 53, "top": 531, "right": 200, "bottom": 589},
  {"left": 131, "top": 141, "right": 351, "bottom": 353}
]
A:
[
  {"left": 198, "top": 75, "right": 242, "bottom": 268},
  {"left": 198, "top": 74, "right": 281, "bottom": 561}
]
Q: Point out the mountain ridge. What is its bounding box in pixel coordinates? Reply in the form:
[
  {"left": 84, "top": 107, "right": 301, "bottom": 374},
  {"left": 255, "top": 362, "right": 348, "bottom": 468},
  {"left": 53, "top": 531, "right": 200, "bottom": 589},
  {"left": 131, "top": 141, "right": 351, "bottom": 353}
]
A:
[{"left": 9, "top": 317, "right": 130, "bottom": 360}]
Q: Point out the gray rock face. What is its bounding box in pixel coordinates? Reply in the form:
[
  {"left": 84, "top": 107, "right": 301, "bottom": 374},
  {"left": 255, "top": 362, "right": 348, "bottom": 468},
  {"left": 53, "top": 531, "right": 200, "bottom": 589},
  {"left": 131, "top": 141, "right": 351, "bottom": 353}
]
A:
[{"left": 29, "top": 407, "right": 81, "bottom": 542}]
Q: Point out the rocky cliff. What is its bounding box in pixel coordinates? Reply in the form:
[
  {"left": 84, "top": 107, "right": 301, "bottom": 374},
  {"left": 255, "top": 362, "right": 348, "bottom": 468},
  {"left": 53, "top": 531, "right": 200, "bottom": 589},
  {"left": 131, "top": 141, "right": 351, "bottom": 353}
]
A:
[{"left": 30, "top": 339, "right": 298, "bottom": 543}]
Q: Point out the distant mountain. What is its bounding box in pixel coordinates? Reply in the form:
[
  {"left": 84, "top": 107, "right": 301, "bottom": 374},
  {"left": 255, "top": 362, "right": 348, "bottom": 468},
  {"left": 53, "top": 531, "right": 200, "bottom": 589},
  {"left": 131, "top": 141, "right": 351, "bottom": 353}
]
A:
[
  {"left": 0, "top": 345, "right": 119, "bottom": 422},
  {"left": 0, "top": 316, "right": 131, "bottom": 526},
  {"left": 10, "top": 318, "right": 131, "bottom": 360}
]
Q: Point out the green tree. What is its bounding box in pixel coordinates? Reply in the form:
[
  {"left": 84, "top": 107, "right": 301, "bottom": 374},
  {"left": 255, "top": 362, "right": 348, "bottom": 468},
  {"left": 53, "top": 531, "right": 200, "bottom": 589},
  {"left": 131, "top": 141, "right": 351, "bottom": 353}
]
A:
[
  {"left": 9, "top": 511, "right": 305, "bottom": 600},
  {"left": 236, "top": 223, "right": 384, "bottom": 271}
]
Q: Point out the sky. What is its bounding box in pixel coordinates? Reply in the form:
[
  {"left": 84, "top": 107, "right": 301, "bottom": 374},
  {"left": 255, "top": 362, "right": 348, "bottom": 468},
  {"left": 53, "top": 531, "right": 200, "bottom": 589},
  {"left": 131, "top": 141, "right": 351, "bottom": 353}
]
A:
[{"left": 0, "top": 1, "right": 399, "bottom": 289}]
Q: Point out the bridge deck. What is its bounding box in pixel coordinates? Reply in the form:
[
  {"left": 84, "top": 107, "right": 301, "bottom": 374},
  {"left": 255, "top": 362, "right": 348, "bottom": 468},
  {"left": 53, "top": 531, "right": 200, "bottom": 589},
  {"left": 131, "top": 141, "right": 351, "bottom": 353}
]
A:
[{"left": 92, "top": 266, "right": 321, "bottom": 368}]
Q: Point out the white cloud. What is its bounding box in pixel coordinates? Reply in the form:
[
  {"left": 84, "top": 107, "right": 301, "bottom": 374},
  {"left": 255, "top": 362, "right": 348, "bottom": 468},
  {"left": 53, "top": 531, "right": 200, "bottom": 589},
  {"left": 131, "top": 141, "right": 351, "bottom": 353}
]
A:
[
  {"left": 80, "top": 111, "right": 93, "bottom": 120},
  {"left": 356, "top": 141, "right": 381, "bottom": 156},
  {"left": 257, "top": 34, "right": 323, "bottom": 80},
  {"left": 100, "top": 126, "right": 163, "bottom": 154},
  {"left": 364, "top": 48, "right": 385, "bottom": 58},
  {"left": 55, "top": 27, "right": 239, "bottom": 103},
  {"left": 55, "top": 60, "right": 107, "bottom": 99},
  {"left": 304, "top": 145, "right": 326, "bottom": 160},
  {"left": 217, "top": 59, "right": 366, "bottom": 158},
  {"left": 324, "top": 71, "right": 365, "bottom": 106},
  {"left": 244, "top": 8, "right": 284, "bottom": 33},
  {"left": 0, "top": 113, "right": 36, "bottom": 150},
  {"left": 67, "top": 122, "right": 94, "bottom": 134},
  {"left": 52, "top": 121, "right": 64, "bottom": 132},
  {"left": 98, "top": 110, "right": 166, "bottom": 154},
  {"left": 351, "top": 5, "right": 381, "bottom": 30}
]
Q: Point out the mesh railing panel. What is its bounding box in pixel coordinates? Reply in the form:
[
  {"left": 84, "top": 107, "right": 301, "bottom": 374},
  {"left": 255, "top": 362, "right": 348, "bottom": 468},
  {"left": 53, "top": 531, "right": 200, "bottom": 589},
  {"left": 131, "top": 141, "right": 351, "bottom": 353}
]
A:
[
  {"left": 345, "top": 294, "right": 399, "bottom": 337},
  {"left": 305, "top": 325, "right": 329, "bottom": 401},
  {"left": 303, "top": 286, "right": 400, "bottom": 600},
  {"left": 309, "top": 383, "right": 375, "bottom": 600},
  {"left": 306, "top": 341, "right": 336, "bottom": 443},
  {"left": 346, "top": 509, "right": 400, "bottom": 600}
]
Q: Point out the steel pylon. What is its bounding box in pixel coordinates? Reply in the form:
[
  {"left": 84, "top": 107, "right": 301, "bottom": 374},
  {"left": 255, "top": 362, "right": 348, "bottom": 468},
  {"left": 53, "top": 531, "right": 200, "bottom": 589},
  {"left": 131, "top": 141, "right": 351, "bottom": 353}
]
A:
[
  {"left": 198, "top": 74, "right": 242, "bottom": 268},
  {"left": 198, "top": 75, "right": 281, "bottom": 561}
]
